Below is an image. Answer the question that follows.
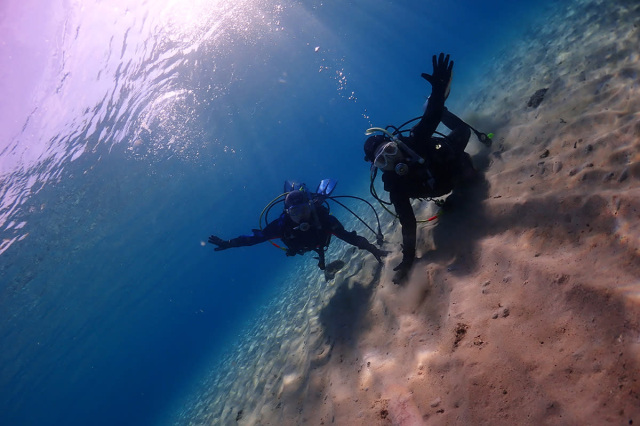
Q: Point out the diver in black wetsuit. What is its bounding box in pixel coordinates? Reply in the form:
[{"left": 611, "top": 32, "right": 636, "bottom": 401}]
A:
[
  {"left": 363, "top": 53, "right": 490, "bottom": 284},
  {"left": 208, "top": 183, "right": 388, "bottom": 271}
]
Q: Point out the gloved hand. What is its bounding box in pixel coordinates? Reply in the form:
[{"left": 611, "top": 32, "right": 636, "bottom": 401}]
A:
[
  {"left": 392, "top": 258, "right": 414, "bottom": 284},
  {"left": 208, "top": 235, "right": 233, "bottom": 251},
  {"left": 371, "top": 248, "right": 390, "bottom": 264},
  {"left": 421, "top": 53, "right": 453, "bottom": 99}
]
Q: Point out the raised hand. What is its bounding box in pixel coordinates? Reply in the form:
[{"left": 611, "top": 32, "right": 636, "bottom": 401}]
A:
[{"left": 421, "top": 52, "right": 454, "bottom": 98}]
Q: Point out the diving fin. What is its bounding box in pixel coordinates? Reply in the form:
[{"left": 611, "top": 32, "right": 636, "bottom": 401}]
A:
[{"left": 316, "top": 179, "right": 337, "bottom": 197}]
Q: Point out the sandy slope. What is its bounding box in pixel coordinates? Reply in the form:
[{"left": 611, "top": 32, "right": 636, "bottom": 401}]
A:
[
  {"left": 180, "top": 1, "right": 640, "bottom": 424},
  {"left": 265, "top": 1, "right": 640, "bottom": 425}
]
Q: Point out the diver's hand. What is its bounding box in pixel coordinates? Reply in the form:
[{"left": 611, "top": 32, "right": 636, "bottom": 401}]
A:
[
  {"left": 371, "top": 248, "right": 390, "bottom": 264},
  {"left": 208, "top": 235, "right": 232, "bottom": 251},
  {"left": 421, "top": 53, "right": 453, "bottom": 97},
  {"left": 392, "top": 258, "right": 414, "bottom": 284}
]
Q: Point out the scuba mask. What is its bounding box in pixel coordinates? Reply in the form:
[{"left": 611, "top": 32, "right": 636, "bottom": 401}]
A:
[
  {"left": 373, "top": 142, "right": 400, "bottom": 170},
  {"left": 373, "top": 142, "right": 409, "bottom": 175},
  {"left": 287, "top": 203, "right": 311, "bottom": 225}
]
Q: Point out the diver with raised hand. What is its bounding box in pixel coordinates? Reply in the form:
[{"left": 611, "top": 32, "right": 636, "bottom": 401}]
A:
[
  {"left": 363, "top": 53, "right": 491, "bottom": 284},
  {"left": 208, "top": 179, "right": 388, "bottom": 273}
]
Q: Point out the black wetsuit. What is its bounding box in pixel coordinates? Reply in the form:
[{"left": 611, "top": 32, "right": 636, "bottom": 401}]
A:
[
  {"left": 381, "top": 105, "right": 472, "bottom": 265},
  {"left": 223, "top": 205, "right": 379, "bottom": 269}
]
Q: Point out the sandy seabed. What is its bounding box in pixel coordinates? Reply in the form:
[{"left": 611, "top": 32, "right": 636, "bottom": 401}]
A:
[{"left": 177, "top": 0, "right": 640, "bottom": 424}]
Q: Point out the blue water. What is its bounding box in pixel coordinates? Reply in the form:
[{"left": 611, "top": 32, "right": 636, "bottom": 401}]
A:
[{"left": 1, "top": 0, "right": 557, "bottom": 424}]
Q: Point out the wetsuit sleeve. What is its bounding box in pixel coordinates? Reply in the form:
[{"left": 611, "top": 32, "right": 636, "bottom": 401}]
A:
[
  {"left": 441, "top": 107, "right": 467, "bottom": 131},
  {"left": 226, "top": 217, "right": 284, "bottom": 247},
  {"left": 412, "top": 53, "right": 453, "bottom": 142},
  {"left": 410, "top": 94, "right": 445, "bottom": 142},
  {"left": 326, "top": 216, "right": 378, "bottom": 253},
  {"left": 441, "top": 107, "right": 471, "bottom": 153},
  {"left": 389, "top": 189, "right": 417, "bottom": 262}
]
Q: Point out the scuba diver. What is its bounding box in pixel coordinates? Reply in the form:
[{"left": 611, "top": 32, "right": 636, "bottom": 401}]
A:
[
  {"left": 363, "top": 53, "right": 492, "bottom": 284},
  {"left": 208, "top": 179, "right": 388, "bottom": 273}
]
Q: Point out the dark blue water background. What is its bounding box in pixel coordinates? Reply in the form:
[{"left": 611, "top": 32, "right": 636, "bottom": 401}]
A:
[{"left": 0, "top": 0, "right": 555, "bottom": 424}]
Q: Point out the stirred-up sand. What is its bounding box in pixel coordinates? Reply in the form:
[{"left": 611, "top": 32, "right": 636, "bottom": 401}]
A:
[{"left": 178, "top": 0, "right": 640, "bottom": 424}]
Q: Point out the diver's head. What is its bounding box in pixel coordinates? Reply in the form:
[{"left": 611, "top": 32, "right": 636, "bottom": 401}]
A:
[
  {"left": 363, "top": 134, "right": 390, "bottom": 162},
  {"left": 364, "top": 135, "right": 406, "bottom": 172},
  {"left": 285, "top": 190, "right": 311, "bottom": 224},
  {"left": 372, "top": 140, "right": 405, "bottom": 172}
]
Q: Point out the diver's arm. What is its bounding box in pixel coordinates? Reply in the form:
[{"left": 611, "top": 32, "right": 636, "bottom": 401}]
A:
[
  {"left": 327, "top": 216, "right": 387, "bottom": 262},
  {"left": 411, "top": 53, "right": 453, "bottom": 141},
  {"left": 208, "top": 217, "right": 283, "bottom": 250},
  {"left": 440, "top": 107, "right": 466, "bottom": 130},
  {"left": 440, "top": 107, "right": 472, "bottom": 154},
  {"left": 411, "top": 94, "right": 445, "bottom": 142},
  {"left": 208, "top": 231, "right": 269, "bottom": 250}
]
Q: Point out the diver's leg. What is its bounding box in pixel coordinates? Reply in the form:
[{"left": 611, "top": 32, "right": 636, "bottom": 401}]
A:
[{"left": 315, "top": 248, "right": 326, "bottom": 270}]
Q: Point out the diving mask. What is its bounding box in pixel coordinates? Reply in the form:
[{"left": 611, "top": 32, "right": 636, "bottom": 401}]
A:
[
  {"left": 287, "top": 203, "right": 311, "bottom": 224},
  {"left": 373, "top": 142, "right": 401, "bottom": 171}
]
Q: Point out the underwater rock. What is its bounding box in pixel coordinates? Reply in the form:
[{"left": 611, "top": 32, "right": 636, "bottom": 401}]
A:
[
  {"left": 492, "top": 307, "right": 510, "bottom": 319},
  {"left": 527, "top": 88, "right": 549, "bottom": 108},
  {"left": 553, "top": 161, "right": 563, "bottom": 173},
  {"left": 618, "top": 167, "right": 629, "bottom": 182},
  {"left": 453, "top": 323, "right": 469, "bottom": 348}
]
